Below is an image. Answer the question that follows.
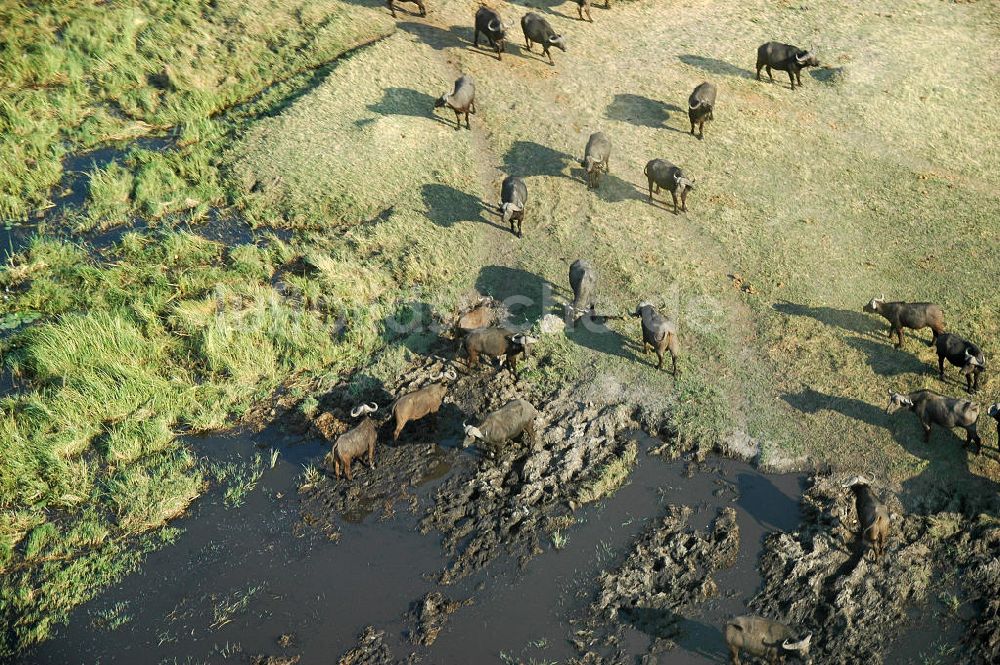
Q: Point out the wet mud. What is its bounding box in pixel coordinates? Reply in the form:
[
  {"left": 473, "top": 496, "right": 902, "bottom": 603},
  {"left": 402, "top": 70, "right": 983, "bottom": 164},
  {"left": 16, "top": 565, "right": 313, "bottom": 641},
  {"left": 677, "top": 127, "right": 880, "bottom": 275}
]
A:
[{"left": 25, "top": 357, "right": 999, "bottom": 664}]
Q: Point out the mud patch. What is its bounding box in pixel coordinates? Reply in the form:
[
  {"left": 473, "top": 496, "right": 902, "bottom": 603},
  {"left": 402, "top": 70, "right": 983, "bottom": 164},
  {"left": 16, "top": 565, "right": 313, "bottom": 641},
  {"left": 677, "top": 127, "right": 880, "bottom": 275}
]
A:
[
  {"left": 750, "top": 473, "right": 998, "bottom": 663},
  {"left": 572, "top": 506, "right": 740, "bottom": 662},
  {"left": 404, "top": 592, "right": 471, "bottom": 646}
]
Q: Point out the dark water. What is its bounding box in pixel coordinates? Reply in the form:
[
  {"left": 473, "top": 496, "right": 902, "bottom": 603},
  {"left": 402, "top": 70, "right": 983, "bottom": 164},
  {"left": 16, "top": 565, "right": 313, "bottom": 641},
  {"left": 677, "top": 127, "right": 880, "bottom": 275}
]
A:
[{"left": 27, "top": 432, "right": 804, "bottom": 664}]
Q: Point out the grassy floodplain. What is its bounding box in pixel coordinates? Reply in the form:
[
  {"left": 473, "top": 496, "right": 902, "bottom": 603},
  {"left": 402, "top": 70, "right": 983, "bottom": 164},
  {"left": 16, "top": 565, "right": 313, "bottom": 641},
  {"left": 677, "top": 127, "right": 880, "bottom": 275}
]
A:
[{"left": 1, "top": 0, "right": 998, "bottom": 657}]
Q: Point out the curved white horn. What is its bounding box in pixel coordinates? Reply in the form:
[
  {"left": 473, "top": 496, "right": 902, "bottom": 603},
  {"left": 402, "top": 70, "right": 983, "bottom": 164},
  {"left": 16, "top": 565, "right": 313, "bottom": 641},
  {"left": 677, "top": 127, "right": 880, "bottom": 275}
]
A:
[
  {"left": 488, "top": 19, "right": 500, "bottom": 32},
  {"left": 430, "top": 371, "right": 443, "bottom": 380},
  {"left": 879, "top": 293, "right": 885, "bottom": 301},
  {"left": 445, "top": 368, "right": 458, "bottom": 380},
  {"left": 350, "top": 405, "right": 365, "bottom": 418}
]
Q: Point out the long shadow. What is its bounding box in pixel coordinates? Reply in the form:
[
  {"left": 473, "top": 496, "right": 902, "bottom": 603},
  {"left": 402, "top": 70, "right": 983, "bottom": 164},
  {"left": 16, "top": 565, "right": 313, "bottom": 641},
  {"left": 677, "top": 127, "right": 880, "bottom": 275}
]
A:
[
  {"left": 679, "top": 54, "right": 754, "bottom": 79},
  {"left": 604, "top": 93, "right": 681, "bottom": 128},
  {"left": 772, "top": 300, "right": 879, "bottom": 337},
  {"left": 475, "top": 265, "right": 553, "bottom": 329},
  {"left": 620, "top": 608, "right": 727, "bottom": 661},
  {"left": 844, "top": 335, "right": 929, "bottom": 378},
  {"left": 781, "top": 388, "right": 1000, "bottom": 515},
  {"left": 421, "top": 183, "right": 496, "bottom": 228},
  {"left": 502, "top": 140, "right": 574, "bottom": 178},
  {"left": 736, "top": 473, "right": 801, "bottom": 532},
  {"left": 364, "top": 87, "right": 437, "bottom": 118},
  {"left": 397, "top": 21, "right": 470, "bottom": 51},
  {"left": 565, "top": 316, "right": 636, "bottom": 364},
  {"left": 567, "top": 167, "right": 646, "bottom": 204}
]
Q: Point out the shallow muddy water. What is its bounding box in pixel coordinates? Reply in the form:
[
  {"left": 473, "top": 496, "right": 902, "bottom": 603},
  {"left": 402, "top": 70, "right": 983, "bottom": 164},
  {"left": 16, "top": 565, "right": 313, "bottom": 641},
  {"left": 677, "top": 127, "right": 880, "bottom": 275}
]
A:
[{"left": 28, "top": 430, "right": 804, "bottom": 664}]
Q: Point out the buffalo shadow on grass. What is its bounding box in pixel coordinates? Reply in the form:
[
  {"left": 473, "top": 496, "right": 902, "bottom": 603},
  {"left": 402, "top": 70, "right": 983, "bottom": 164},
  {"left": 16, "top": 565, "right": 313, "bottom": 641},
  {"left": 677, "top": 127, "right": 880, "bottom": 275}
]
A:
[
  {"left": 475, "top": 265, "right": 554, "bottom": 330},
  {"left": 564, "top": 315, "right": 637, "bottom": 364},
  {"left": 781, "top": 387, "right": 1000, "bottom": 515},
  {"left": 502, "top": 140, "right": 574, "bottom": 178},
  {"left": 358, "top": 87, "right": 457, "bottom": 129},
  {"left": 397, "top": 21, "right": 471, "bottom": 52},
  {"left": 810, "top": 66, "right": 845, "bottom": 84},
  {"left": 773, "top": 300, "right": 880, "bottom": 337},
  {"left": 567, "top": 166, "right": 647, "bottom": 204},
  {"left": 844, "top": 335, "right": 930, "bottom": 379},
  {"left": 604, "top": 93, "right": 682, "bottom": 129},
  {"left": 679, "top": 54, "right": 754, "bottom": 79},
  {"left": 421, "top": 183, "right": 499, "bottom": 229}
]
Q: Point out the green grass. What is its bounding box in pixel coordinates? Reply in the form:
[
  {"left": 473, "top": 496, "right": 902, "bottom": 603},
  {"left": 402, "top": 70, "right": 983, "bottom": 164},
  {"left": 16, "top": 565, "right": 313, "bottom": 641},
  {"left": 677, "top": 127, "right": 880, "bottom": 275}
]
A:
[{"left": 576, "top": 440, "right": 639, "bottom": 505}]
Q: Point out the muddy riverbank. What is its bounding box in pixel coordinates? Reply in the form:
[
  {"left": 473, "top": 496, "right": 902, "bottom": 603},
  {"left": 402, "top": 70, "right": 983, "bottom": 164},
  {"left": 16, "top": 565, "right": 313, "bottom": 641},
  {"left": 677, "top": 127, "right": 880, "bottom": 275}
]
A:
[{"left": 26, "top": 421, "right": 805, "bottom": 664}]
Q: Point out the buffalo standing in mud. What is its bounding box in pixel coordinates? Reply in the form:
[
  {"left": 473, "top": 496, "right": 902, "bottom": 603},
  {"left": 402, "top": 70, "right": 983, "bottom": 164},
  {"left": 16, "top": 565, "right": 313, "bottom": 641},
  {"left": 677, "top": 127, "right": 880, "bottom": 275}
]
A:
[
  {"left": 644, "top": 158, "right": 695, "bottom": 214},
  {"left": 474, "top": 6, "right": 509, "bottom": 60},
  {"left": 462, "top": 399, "right": 539, "bottom": 453},
  {"left": 886, "top": 388, "right": 982, "bottom": 453},
  {"left": 434, "top": 74, "right": 476, "bottom": 130},
  {"left": 582, "top": 131, "right": 611, "bottom": 190},
  {"left": 724, "top": 615, "right": 812, "bottom": 664},
  {"left": 499, "top": 175, "right": 528, "bottom": 237},
  {"left": 461, "top": 326, "right": 538, "bottom": 379},
  {"left": 574, "top": 0, "right": 609, "bottom": 23},
  {"left": 386, "top": 0, "right": 425, "bottom": 19},
  {"left": 455, "top": 296, "right": 495, "bottom": 336},
  {"left": 520, "top": 12, "right": 566, "bottom": 65},
  {"left": 688, "top": 81, "right": 717, "bottom": 139},
  {"left": 391, "top": 369, "right": 457, "bottom": 441},
  {"left": 632, "top": 302, "right": 680, "bottom": 374},
  {"left": 842, "top": 475, "right": 890, "bottom": 560},
  {"left": 863, "top": 295, "right": 945, "bottom": 349},
  {"left": 329, "top": 403, "right": 379, "bottom": 481},
  {"left": 934, "top": 332, "right": 986, "bottom": 393},
  {"left": 755, "top": 42, "right": 819, "bottom": 90}
]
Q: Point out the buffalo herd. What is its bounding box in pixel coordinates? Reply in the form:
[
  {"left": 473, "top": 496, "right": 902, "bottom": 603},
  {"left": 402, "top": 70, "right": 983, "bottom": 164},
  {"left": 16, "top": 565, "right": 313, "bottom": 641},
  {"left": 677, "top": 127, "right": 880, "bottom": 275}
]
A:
[{"left": 325, "top": 3, "right": 996, "bottom": 661}]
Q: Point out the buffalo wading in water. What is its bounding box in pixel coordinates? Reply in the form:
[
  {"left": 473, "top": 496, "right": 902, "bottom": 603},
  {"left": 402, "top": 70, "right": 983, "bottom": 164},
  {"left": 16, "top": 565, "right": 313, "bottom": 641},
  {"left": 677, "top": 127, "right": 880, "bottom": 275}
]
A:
[
  {"left": 386, "top": 0, "right": 425, "bottom": 19},
  {"left": 391, "top": 368, "right": 457, "bottom": 441},
  {"left": 474, "top": 6, "right": 509, "bottom": 60},
  {"left": 462, "top": 398, "right": 539, "bottom": 455},
  {"left": 499, "top": 175, "right": 528, "bottom": 237},
  {"left": 328, "top": 403, "right": 379, "bottom": 480},
  {"left": 520, "top": 12, "right": 566, "bottom": 66},
  {"left": 461, "top": 326, "right": 538, "bottom": 380},
  {"left": 755, "top": 42, "right": 819, "bottom": 90},
  {"left": 862, "top": 295, "right": 945, "bottom": 348},
  {"left": 842, "top": 475, "right": 890, "bottom": 560},
  {"left": 886, "top": 388, "right": 982, "bottom": 453},
  {"left": 434, "top": 74, "right": 476, "bottom": 131},
  {"left": 933, "top": 332, "right": 986, "bottom": 393},
  {"left": 723, "top": 615, "right": 812, "bottom": 664},
  {"left": 631, "top": 302, "right": 680, "bottom": 374},
  {"left": 644, "top": 158, "right": 695, "bottom": 214},
  {"left": 688, "top": 81, "right": 717, "bottom": 139},
  {"left": 581, "top": 131, "right": 611, "bottom": 190}
]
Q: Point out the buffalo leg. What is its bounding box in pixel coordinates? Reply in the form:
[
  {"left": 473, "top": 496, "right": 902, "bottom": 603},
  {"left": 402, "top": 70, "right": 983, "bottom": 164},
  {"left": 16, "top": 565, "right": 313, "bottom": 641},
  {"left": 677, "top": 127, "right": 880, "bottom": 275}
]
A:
[
  {"left": 671, "top": 192, "right": 679, "bottom": 214},
  {"left": 453, "top": 110, "right": 461, "bottom": 130},
  {"left": 524, "top": 36, "right": 531, "bottom": 50},
  {"left": 586, "top": 7, "right": 592, "bottom": 21},
  {"left": 766, "top": 65, "right": 773, "bottom": 82},
  {"left": 938, "top": 355, "right": 945, "bottom": 380},
  {"left": 368, "top": 445, "right": 375, "bottom": 469},
  {"left": 755, "top": 62, "right": 764, "bottom": 81},
  {"left": 896, "top": 328, "right": 904, "bottom": 348},
  {"left": 922, "top": 423, "right": 931, "bottom": 443},
  {"left": 387, "top": 0, "right": 396, "bottom": 18},
  {"left": 345, "top": 457, "right": 353, "bottom": 481},
  {"left": 470, "top": 99, "right": 477, "bottom": 114},
  {"left": 797, "top": 71, "right": 803, "bottom": 87},
  {"left": 418, "top": 0, "right": 426, "bottom": 16},
  {"left": 334, "top": 457, "right": 342, "bottom": 479},
  {"left": 788, "top": 70, "right": 796, "bottom": 90},
  {"left": 545, "top": 46, "right": 554, "bottom": 65},
  {"left": 698, "top": 121, "right": 705, "bottom": 139},
  {"left": 474, "top": 28, "right": 480, "bottom": 48},
  {"left": 465, "top": 110, "right": 471, "bottom": 129},
  {"left": 655, "top": 350, "right": 664, "bottom": 370},
  {"left": 690, "top": 120, "right": 696, "bottom": 135},
  {"left": 681, "top": 188, "right": 688, "bottom": 212}
]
